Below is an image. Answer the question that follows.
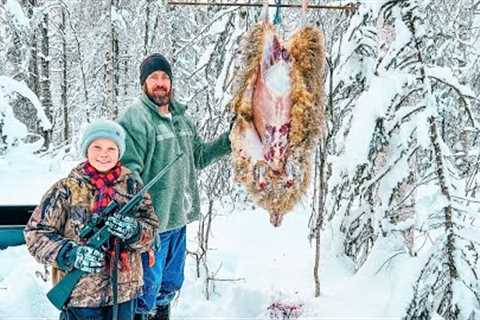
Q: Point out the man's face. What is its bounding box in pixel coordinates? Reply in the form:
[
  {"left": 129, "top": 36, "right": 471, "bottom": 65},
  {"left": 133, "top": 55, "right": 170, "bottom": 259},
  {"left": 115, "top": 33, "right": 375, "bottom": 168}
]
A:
[{"left": 144, "top": 70, "right": 171, "bottom": 106}]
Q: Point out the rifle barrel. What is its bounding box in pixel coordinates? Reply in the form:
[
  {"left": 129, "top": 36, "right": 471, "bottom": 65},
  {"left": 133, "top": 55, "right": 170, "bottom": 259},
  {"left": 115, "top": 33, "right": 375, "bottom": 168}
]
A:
[
  {"left": 137, "top": 152, "right": 184, "bottom": 193},
  {"left": 118, "top": 152, "right": 184, "bottom": 215}
]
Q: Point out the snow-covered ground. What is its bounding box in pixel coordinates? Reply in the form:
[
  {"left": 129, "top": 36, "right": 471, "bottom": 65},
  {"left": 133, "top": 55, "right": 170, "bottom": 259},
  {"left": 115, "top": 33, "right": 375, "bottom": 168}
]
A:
[{"left": 0, "top": 155, "right": 418, "bottom": 319}]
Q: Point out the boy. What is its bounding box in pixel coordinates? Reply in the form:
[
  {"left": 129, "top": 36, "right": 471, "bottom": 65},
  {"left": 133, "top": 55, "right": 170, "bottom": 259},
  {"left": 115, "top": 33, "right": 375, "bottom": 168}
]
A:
[{"left": 24, "top": 120, "right": 159, "bottom": 320}]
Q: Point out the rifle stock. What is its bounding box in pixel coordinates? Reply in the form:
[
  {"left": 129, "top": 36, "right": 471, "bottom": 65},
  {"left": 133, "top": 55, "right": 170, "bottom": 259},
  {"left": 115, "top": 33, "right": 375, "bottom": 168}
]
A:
[
  {"left": 47, "top": 224, "right": 112, "bottom": 309},
  {"left": 46, "top": 152, "right": 184, "bottom": 309},
  {"left": 47, "top": 269, "right": 83, "bottom": 309}
]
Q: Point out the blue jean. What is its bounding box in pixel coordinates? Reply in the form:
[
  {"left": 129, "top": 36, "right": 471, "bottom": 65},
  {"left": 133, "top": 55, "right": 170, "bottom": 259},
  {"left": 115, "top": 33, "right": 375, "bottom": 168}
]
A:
[
  {"left": 135, "top": 226, "right": 186, "bottom": 314},
  {"left": 60, "top": 300, "right": 134, "bottom": 320}
]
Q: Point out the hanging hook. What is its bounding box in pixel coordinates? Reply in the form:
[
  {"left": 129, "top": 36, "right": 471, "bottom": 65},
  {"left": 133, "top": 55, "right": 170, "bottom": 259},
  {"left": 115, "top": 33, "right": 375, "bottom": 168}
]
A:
[
  {"left": 273, "top": 0, "right": 282, "bottom": 26},
  {"left": 302, "top": 0, "right": 309, "bottom": 12}
]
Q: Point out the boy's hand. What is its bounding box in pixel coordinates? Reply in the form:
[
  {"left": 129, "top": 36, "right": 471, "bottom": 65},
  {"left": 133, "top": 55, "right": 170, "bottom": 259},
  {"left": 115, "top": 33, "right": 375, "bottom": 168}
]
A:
[
  {"left": 106, "top": 212, "right": 139, "bottom": 241},
  {"left": 73, "top": 245, "right": 105, "bottom": 273}
]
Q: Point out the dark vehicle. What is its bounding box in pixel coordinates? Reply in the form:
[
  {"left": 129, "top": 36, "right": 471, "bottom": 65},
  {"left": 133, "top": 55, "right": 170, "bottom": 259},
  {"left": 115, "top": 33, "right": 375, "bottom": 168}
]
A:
[{"left": 0, "top": 205, "right": 35, "bottom": 250}]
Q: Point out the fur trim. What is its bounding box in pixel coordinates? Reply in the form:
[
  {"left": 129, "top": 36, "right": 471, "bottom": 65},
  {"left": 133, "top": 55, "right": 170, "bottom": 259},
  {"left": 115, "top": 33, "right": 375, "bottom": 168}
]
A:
[
  {"left": 232, "top": 23, "right": 269, "bottom": 117},
  {"left": 288, "top": 26, "right": 326, "bottom": 148}
]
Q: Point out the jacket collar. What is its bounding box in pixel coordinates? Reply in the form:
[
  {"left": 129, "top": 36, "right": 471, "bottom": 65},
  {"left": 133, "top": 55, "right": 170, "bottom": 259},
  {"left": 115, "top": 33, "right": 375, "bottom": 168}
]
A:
[{"left": 140, "top": 94, "right": 186, "bottom": 118}]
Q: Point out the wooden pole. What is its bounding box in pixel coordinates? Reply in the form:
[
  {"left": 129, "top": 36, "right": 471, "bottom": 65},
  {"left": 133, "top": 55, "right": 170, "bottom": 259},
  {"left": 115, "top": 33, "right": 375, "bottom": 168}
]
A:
[{"left": 167, "top": 1, "right": 357, "bottom": 11}]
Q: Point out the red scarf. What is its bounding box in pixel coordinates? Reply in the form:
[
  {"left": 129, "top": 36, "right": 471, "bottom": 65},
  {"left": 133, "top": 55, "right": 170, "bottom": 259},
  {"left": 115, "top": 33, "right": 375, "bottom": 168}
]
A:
[
  {"left": 83, "top": 161, "right": 122, "bottom": 213},
  {"left": 82, "top": 161, "right": 132, "bottom": 272}
]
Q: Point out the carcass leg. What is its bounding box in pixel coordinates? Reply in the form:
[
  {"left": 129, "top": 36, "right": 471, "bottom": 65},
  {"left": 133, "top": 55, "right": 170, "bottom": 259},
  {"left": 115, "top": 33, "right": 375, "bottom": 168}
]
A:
[
  {"left": 284, "top": 158, "right": 301, "bottom": 188},
  {"left": 253, "top": 161, "right": 269, "bottom": 189}
]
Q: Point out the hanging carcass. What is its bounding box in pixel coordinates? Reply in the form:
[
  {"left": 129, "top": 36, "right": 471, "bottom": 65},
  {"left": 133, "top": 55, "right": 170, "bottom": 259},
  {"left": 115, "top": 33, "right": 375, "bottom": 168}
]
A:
[{"left": 230, "top": 4, "right": 326, "bottom": 226}]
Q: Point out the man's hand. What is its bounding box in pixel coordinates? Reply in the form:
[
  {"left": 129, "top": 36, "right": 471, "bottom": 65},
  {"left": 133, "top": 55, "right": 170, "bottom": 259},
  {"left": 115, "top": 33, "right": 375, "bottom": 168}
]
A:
[
  {"left": 73, "top": 245, "right": 105, "bottom": 273},
  {"left": 105, "top": 212, "right": 139, "bottom": 241},
  {"left": 229, "top": 113, "right": 237, "bottom": 133}
]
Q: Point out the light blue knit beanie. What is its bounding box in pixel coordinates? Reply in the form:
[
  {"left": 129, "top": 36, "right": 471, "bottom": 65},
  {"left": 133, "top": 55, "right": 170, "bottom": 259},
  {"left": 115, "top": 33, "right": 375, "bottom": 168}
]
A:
[{"left": 80, "top": 120, "right": 126, "bottom": 158}]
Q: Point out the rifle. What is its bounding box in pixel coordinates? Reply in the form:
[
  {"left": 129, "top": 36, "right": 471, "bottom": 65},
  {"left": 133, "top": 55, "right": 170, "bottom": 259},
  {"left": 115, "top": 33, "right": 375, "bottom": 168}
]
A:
[{"left": 47, "top": 152, "right": 184, "bottom": 310}]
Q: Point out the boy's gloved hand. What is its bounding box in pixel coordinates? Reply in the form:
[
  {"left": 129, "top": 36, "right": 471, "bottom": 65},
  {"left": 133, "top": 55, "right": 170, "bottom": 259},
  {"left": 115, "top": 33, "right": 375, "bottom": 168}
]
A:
[
  {"left": 105, "top": 212, "right": 139, "bottom": 241},
  {"left": 73, "top": 245, "right": 105, "bottom": 273}
]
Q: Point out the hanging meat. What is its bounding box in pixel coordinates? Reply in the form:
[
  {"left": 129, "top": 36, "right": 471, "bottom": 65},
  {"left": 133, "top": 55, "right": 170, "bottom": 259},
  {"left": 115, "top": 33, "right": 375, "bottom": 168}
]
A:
[{"left": 230, "top": 7, "right": 326, "bottom": 226}]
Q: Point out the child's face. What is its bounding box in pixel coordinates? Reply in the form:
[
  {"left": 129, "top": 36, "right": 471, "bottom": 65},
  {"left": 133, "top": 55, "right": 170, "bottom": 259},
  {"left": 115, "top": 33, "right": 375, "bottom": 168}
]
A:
[{"left": 87, "top": 138, "right": 119, "bottom": 172}]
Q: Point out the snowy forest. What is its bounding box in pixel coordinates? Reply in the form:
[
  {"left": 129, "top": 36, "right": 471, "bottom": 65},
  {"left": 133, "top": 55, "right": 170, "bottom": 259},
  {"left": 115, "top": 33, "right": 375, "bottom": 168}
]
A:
[{"left": 1, "top": 0, "right": 480, "bottom": 319}]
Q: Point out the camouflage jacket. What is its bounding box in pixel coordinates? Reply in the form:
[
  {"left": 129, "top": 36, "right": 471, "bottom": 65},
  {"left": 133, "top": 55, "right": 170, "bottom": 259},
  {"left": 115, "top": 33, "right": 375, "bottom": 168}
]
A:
[{"left": 24, "top": 163, "right": 159, "bottom": 307}]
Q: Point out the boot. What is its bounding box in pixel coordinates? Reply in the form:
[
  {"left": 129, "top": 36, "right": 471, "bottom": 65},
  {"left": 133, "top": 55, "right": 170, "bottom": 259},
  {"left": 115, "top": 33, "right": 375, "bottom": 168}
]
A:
[
  {"left": 134, "top": 314, "right": 146, "bottom": 320},
  {"left": 148, "top": 304, "right": 170, "bottom": 320}
]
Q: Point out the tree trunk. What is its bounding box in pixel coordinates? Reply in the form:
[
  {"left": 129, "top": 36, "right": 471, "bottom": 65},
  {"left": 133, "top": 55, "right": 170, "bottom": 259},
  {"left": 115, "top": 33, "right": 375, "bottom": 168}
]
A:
[
  {"left": 61, "top": 7, "right": 68, "bottom": 143},
  {"left": 40, "top": 11, "right": 53, "bottom": 150},
  {"left": 124, "top": 49, "right": 129, "bottom": 97},
  {"left": 144, "top": 0, "right": 151, "bottom": 55},
  {"left": 104, "top": 0, "right": 116, "bottom": 118},
  {"left": 113, "top": 26, "right": 119, "bottom": 118},
  {"left": 311, "top": 144, "right": 326, "bottom": 297},
  {"left": 26, "top": 0, "right": 39, "bottom": 97}
]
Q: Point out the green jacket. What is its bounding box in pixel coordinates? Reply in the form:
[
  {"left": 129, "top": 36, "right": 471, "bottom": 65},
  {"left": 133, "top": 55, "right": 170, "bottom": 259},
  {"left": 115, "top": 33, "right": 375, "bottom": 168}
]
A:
[{"left": 118, "top": 94, "right": 231, "bottom": 232}]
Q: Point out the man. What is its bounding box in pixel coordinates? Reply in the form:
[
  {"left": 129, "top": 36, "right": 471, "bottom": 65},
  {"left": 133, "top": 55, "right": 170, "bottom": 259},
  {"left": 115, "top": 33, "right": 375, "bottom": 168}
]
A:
[{"left": 118, "top": 53, "right": 231, "bottom": 320}]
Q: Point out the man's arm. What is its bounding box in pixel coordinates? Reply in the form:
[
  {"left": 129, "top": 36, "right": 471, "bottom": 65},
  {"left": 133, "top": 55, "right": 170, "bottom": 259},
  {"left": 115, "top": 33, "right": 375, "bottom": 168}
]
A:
[{"left": 190, "top": 122, "right": 232, "bottom": 170}]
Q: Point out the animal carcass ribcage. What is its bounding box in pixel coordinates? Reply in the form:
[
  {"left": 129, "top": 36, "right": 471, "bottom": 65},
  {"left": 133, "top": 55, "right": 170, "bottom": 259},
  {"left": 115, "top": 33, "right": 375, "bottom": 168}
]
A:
[{"left": 230, "top": 22, "right": 325, "bottom": 226}]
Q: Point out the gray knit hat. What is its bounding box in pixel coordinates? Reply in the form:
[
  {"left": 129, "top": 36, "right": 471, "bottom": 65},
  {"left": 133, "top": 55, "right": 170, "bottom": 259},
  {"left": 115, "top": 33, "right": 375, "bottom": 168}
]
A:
[{"left": 80, "top": 120, "right": 126, "bottom": 158}]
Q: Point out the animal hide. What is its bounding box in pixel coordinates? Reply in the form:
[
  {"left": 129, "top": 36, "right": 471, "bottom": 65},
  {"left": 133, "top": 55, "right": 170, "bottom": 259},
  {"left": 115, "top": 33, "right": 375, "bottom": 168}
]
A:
[{"left": 230, "top": 21, "right": 326, "bottom": 226}]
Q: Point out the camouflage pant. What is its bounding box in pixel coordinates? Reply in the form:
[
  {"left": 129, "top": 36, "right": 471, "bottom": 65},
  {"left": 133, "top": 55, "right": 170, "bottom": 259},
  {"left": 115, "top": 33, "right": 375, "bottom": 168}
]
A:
[{"left": 60, "top": 300, "right": 135, "bottom": 320}]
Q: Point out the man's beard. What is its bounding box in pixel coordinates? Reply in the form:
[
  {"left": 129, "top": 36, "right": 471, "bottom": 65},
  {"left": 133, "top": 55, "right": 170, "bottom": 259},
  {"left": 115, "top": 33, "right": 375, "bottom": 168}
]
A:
[{"left": 146, "top": 86, "right": 171, "bottom": 106}]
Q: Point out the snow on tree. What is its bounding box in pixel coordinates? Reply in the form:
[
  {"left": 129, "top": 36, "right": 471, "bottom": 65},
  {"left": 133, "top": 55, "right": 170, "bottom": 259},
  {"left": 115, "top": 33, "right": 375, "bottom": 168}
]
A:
[
  {"left": 321, "top": 0, "right": 479, "bottom": 317},
  {"left": 0, "top": 75, "right": 51, "bottom": 155},
  {"left": 324, "top": 1, "right": 387, "bottom": 269}
]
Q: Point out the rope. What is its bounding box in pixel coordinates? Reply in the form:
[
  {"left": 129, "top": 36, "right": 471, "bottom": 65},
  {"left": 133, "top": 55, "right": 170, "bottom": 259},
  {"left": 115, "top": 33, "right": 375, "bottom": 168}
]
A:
[{"left": 301, "top": 0, "right": 308, "bottom": 26}]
